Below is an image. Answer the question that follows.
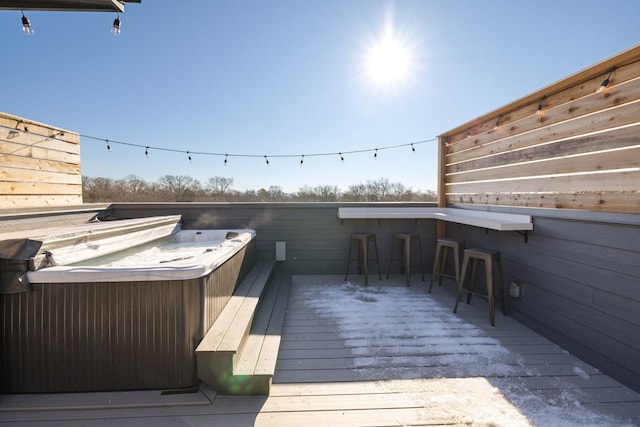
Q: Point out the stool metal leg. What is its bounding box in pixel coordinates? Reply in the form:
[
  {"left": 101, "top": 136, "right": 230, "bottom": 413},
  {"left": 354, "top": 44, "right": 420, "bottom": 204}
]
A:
[
  {"left": 372, "top": 235, "right": 382, "bottom": 281},
  {"left": 344, "top": 237, "right": 354, "bottom": 281},
  {"left": 453, "top": 254, "right": 470, "bottom": 313},
  {"left": 439, "top": 249, "right": 448, "bottom": 286},
  {"left": 429, "top": 242, "right": 444, "bottom": 293},
  {"left": 453, "top": 246, "right": 461, "bottom": 287},
  {"left": 467, "top": 258, "right": 478, "bottom": 304},
  {"left": 361, "top": 238, "right": 369, "bottom": 286}
]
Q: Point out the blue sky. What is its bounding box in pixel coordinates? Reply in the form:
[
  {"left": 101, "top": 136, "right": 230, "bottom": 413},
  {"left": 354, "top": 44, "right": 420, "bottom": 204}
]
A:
[{"left": 2, "top": 1, "right": 639, "bottom": 193}]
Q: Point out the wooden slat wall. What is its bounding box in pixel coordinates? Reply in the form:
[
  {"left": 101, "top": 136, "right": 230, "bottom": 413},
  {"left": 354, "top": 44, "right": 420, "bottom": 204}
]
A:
[
  {"left": 439, "top": 46, "right": 640, "bottom": 213},
  {"left": 0, "top": 112, "right": 82, "bottom": 208}
]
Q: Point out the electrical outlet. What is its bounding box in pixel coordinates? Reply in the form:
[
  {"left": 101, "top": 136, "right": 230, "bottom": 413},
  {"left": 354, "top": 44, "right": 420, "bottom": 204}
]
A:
[{"left": 509, "top": 282, "right": 521, "bottom": 298}]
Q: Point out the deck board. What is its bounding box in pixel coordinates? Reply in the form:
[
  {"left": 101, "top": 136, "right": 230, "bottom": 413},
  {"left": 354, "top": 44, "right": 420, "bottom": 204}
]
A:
[{"left": 1, "top": 274, "right": 639, "bottom": 426}]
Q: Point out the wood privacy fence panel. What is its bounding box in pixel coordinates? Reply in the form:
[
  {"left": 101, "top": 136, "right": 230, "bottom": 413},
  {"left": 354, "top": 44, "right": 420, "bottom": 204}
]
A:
[
  {"left": 0, "top": 112, "right": 82, "bottom": 208},
  {"left": 438, "top": 46, "right": 640, "bottom": 213}
]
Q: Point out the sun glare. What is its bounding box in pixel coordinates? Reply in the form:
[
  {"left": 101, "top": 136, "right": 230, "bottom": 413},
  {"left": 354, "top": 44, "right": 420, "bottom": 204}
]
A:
[
  {"left": 366, "top": 36, "right": 411, "bottom": 86},
  {"left": 361, "top": 12, "right": 417, "bottom": 90}
]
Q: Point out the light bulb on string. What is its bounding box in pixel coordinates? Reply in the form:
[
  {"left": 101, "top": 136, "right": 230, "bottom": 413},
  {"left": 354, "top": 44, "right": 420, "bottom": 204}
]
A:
[
  {"left": 536, "top": 96, "right": 546, "bottom": 116},
  {"left": 300, "top": 155, "right": 304, "bottom": 166},
  {"left": 339, "top": 152, "right": 344, "bottom": 162},
  {"left": 224, "top": 154, "right": 228, "bottom": 166},
  {"left": 145, "top": 147, "right": 149, "bottom": 157},
  {"left": 374, "top": 148, "right": 378, "bottom": 159},
  {"left": 264, "top": 155, "right": 269, "bottom": 166},
  {"left": 106, "top": 140, "right": 111, "bottom": 152},
  {"left": 21, "top": 12, "right": 33, "bottom": 35},
  {"left": 411, "top": 143, "right": 416, "bottom": 152},
  {"left": 112, "top": 13, "right": 121, "bottom": 35},
  {"left": 187, "top": 151, "right": 192, "bottom": 162},
  {"left": 597, "top": 67, "right": 615, "bottom": 94}
]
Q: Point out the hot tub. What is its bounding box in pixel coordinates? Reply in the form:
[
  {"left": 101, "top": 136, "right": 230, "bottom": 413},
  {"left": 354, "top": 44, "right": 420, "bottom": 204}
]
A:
[{"left": 0, "top": 219, "right": 257, "bottom": 393}]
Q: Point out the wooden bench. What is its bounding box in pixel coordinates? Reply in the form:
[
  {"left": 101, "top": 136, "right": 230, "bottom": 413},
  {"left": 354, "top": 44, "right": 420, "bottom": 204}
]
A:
[
  {"left": 337, "top": 207, "right": 533, "bottom": 232},
  {"left": 196, "top": 260, "right": 288, "bottom": 396}
]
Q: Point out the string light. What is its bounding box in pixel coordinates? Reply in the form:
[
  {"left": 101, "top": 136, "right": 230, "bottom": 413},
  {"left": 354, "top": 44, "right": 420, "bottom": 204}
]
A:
[
  {"left": 187, "top": 151, "right": 192, "bottom": 162},
  {"left": 536, "top": 96, "right": 546, "bottom": 116},
  {"left": 145, "top": 146, "right": 149, "bottom": 157},
  {"left": 597, "top": 67, "right": 615, "bottom": 94},
  {"left": 21, "top": 12, "right": 33, "bottom": 35},
  {"left": 411, "top": 143, "right": 415, "bottom": 152},
  {"left": 374, "top": 148, "right": 378, "bottom": 158},
  {"left": 78, "top": 133, "right": 435, "bottom": 165},
  {"left": 112, "top": 13, "right": 121, "bottom": 35}
]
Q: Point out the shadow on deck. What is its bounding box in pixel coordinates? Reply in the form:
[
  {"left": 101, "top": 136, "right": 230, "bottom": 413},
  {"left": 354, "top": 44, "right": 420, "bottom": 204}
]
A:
[{"left": 1, "top": 273, "right": 639, "bottom": 426}]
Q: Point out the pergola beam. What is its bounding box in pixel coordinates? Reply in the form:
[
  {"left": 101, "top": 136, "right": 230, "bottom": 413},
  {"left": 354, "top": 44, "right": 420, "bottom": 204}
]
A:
[{"left": 0, "top": 0, "right": 140, "bottom": 13}]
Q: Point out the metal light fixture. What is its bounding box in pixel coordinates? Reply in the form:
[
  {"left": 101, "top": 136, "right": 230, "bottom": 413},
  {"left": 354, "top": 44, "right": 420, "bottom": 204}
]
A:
[
  {"left": 597, "top": 67, "right": 615, "bottom": 94},
  {"left": 112, "top": 13, "right": 121, "bottom": 35},
  {"left": 21, "top": 12, "right": 33, "bottom": 35}
]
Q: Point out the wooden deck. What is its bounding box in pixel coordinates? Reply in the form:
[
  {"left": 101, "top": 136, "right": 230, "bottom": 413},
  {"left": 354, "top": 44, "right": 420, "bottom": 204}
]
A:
[{"left": 1, "top": 274, "right": 639, "bottom": 426}]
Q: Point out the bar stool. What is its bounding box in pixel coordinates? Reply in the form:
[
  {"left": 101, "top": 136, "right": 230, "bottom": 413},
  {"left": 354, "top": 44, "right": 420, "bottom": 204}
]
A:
[
  {"left": 429, "top": 238, "right": 465, "bottom": 293},
  {"left": 453, "top": 248, "right": 505, "bottom": 326},
  {"left": 344, "top": 233, "right": 381, "bottom": 286},
  {"left": 386, "top": 233, "right": 425, "bottom": 286}
]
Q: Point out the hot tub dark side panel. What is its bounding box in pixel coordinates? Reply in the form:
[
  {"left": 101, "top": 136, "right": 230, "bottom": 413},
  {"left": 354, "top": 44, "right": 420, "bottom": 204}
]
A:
[
  {"left": 1, "top": 279, "right": 201, "bottom": 393},
  {"left": 201, "top": 239, "right": 256, "bottom": 333},
  {"left": 0, "top": 238, "right": 256, "bottom": 394}
]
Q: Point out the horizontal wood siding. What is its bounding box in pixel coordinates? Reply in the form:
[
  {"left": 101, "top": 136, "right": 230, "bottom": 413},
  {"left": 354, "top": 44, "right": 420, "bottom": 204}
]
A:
[
  {"left": 445, "top": 211, "right": 640, "bottom": 392},
  {"left": 439, "top": 46, "right": 640, "bottom": 213},
  {"left": 0, "top": 112, "right": 82, "bottom": 208}
]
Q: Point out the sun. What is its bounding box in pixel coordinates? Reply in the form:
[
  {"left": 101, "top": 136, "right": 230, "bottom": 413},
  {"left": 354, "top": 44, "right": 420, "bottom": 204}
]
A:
[
  {"left": 364, "top": 18, "right": 415, "bottom": 87},
  {"left": 365, "top": 35, "right": 411, "bottom": 86}
]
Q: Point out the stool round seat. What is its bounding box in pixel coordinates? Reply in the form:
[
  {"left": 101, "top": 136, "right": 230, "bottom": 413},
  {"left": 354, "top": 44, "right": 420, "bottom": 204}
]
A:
[
  {"left": 344, "top": 232, "right": 381, "bottom": 286},
  {"left": 386, "top": 232, "right": 425, "bottom": 286},
  {"left": 453, "top": 247, "right": 505, "bottom": 326},
  {"left": 429, "top": 238, "right": 465, "bottom": 293}
]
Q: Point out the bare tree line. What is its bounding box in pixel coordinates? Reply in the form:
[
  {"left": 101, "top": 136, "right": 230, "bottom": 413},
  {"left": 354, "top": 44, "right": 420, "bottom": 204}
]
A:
[{"left": 82, "top": 175, "right": 437, "bottom": 202}]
